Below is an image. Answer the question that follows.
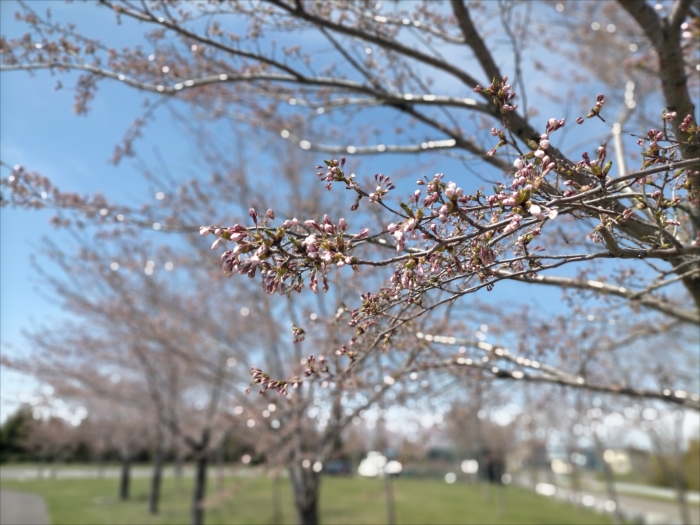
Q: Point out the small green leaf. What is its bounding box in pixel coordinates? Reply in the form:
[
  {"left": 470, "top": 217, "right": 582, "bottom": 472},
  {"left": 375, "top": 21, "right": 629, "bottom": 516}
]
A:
[{"left": 400, "top": 203, "right": 414, "bottom": 217}]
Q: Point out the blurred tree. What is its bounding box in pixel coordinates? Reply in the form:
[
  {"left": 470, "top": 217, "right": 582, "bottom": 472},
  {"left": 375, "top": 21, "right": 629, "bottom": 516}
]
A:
[{"left": 0, "top": 405, "right": 32, "bottom": 462}]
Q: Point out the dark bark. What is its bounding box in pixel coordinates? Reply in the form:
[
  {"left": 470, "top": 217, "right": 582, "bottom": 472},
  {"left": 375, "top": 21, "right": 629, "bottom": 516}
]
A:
[
  {"left": 120, "top": 455, "right": 131, "bottom": 501},
  {"left": 289, "top": 464, "right": 320, "bottom": 525},
  {"left": 149, "top": 439, "right": 165, "bottom": 514},
  {"left": 191, "top": 454, "right": 208, "bottom": 525}
]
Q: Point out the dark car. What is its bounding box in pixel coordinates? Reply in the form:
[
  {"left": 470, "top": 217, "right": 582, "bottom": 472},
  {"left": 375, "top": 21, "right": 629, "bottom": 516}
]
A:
[{"left": 324, "top": 459, "right": 352, "bottom": 475}]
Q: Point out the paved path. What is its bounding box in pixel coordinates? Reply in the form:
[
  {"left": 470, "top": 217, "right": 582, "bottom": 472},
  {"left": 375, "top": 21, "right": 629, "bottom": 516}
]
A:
[
  {"left": 532, "top": 482, "right": 699, "bottom": 525},
  {"left": 0, "top": 489, "right": 49, "bottom": 525}
]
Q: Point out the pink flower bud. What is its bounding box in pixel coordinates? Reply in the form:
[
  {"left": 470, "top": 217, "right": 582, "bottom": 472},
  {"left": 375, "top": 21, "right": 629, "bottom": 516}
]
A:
[
  {"left": 249, "top": 208, "right": 258, "bottom": 224},
  {"left": 387, "top": 223, "right": 399, "bottom": 233},
  {"left": 529, "top": 204, "right": 544, "bottom": 219},
  {"left": 323, "top": 214, "right": 333, "bottom": 225},
  {"left": 473, "top": 85, "right": 484, "bottom": 93},
  {"left": 534, "top": 149, "right": 545, "bottom": 158},
  {"left": 199, "top": 226, "right": 212, "bottom": 236},
  {"left": 266, "top": 209, "right": 275, "bottom": 220},
  {"left": 576, "top": 117, "right": 584, "bottom": 124},
  {"left": 338, "top": 218, "right": 347, "bottom": 231},
  {"left": 514, "top": 158, "right": 524, "bottom": 169},
  {"left": 539, "top": 139, "right": 550, "bottom": 150}
]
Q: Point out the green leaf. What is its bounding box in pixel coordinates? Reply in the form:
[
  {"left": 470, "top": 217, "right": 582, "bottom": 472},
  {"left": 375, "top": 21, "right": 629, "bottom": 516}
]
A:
[{"left": 400, "top": 203, "right": 414, "bottom": 217}]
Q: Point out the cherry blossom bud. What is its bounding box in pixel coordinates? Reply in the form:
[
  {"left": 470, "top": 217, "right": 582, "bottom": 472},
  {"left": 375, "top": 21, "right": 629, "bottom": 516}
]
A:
[
  {"left": 324, "top": 224, "right": 334, "bottom": 233},
  {"left": 576, "top": 117, "right": 584, "bottom": 124},
  {"left": 323, "top": 214, "right": 333, "bottom": 225},
  {"left": 534, "top": 149, "right": 545, "bottom": 159},
  {"left": 387, "top": 223, "right": 399, "bottom": 233},
  {"left": 663, "top": 111, "right": 677, "bottom": 121},
  {"left": 266, "top": 209, "right": 275, "bottom": 220},
  {"left": 353, "top": 228, "right": 369, "bottom": 239},
  {"left": 514, "top": 158, "right": 524, "bottom": 169},
  {"left": 539, "top": 139, "right": 550, "bottom": 150},
  {"left": 473, "top": 85, "right": 484, "bottom": 93},
  {"left": 291, "top": 218, "right": 299, "bottom": 226},
  {"left": 393, "top": 230, "right": 404, "bottom": 241},
  {"left": 338, "top": 218, "right": 347, "bottom": 231},
  {"left": 199, "top": 226, "right": 212, "bottom": 236},
  {"left": 445, "top": 186, "right": 455, "bottom": 198},
  {"left": 281, "top": 219, "right": 293, "bottom": 229},
  {"left": 249, "top": 208, "right": 258, "bottom": 224},
  {"left": 305, "top": 219, "right": 322, "bottom": 232},
  {"left": 211, "top": 238, "right": 222, "bottom": 249}
]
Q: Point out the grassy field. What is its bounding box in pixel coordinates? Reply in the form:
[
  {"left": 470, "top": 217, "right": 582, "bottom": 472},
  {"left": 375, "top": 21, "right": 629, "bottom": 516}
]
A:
[{"left": 0, "top": 474, "right": 614, "bottom": 525}]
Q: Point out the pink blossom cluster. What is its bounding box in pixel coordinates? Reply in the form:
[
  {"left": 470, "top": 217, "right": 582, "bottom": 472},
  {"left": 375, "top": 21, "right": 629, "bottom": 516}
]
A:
[
  {"left": 473, "top": 76, "right": 518, "bottom": 114},
  {"left": 201, "top": 210, "right": 366, "bottom": 295},
  {"left": 249, "top": 367, "right": 290, "bottom": 396}
]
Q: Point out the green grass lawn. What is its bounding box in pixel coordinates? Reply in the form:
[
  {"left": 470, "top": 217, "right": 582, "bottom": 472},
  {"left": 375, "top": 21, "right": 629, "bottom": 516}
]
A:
[{"left": 0, "top": 474, "right": 614, "bottom": 525}]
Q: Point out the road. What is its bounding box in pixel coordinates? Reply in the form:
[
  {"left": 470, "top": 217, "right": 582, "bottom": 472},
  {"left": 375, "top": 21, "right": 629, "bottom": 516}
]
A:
[{"left": 0, "top": 489, "right": 49, "bottom": 525}]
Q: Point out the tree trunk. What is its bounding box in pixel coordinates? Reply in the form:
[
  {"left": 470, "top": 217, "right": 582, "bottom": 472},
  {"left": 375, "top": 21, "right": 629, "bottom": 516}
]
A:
[
  {"left": 191, "top": 454, "right": 208, "bottom": 525},
  {"left": 120, "top": 455, "right": 131, "bottom": 501},
  {"left": 289, "top": 464, "right": 320, "bottom": 525},
  {"left": 149, "top": 438, "right": 165, "bottom": 514},
  {"left": 383, "top": 471, "right": 396, "bottom": 525}
]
